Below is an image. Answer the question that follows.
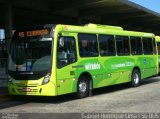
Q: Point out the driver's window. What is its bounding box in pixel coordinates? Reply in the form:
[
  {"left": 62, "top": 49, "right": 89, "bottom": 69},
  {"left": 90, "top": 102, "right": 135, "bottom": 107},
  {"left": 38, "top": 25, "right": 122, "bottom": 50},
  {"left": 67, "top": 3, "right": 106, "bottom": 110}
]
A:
[{"left": 57, "top": 36, "right": 77, "bottom": 68}]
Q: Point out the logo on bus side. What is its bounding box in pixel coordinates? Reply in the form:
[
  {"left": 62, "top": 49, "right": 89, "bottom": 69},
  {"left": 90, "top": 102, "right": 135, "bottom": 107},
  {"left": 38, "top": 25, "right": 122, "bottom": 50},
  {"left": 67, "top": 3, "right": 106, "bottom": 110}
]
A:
[
  {"left": 143, "top": 59, "right": 147, "bottom": 65},
  {"left": 85, "top": 63, "right": 100, "bottom": 70},
  {"left": 111, "top": 61, "right": 134, "bottom": 69}
]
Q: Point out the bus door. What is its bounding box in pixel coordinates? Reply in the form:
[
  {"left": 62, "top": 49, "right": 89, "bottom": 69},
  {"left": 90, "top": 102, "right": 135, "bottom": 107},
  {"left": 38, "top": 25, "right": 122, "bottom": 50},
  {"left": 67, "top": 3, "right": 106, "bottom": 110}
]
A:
[{"left": 56, "top": 35, "right": 77, "bottom": 95}]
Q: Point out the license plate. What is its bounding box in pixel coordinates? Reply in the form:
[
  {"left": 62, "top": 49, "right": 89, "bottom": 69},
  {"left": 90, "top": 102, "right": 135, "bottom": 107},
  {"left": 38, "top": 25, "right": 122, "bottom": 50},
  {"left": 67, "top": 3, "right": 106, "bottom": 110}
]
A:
[{"left": 23, "top": 88, "right": 31, "bottom": 92}]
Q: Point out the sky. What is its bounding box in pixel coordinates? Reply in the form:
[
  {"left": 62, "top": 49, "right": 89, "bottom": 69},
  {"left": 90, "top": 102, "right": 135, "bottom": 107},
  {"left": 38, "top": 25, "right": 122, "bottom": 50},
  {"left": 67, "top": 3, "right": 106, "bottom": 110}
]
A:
[
  {"left": 130, "top": 0, "right": 160, "bottom": 13},
  {"left": 0, "top": 1, "right": 160, "bottom": 40}
]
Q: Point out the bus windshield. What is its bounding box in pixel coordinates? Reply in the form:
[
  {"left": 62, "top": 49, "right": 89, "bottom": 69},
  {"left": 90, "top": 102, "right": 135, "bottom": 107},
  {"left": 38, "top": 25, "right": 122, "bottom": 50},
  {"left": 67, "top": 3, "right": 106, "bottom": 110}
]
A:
[{"left": 8, "top": 37, "right": 52, "bottom": 80}]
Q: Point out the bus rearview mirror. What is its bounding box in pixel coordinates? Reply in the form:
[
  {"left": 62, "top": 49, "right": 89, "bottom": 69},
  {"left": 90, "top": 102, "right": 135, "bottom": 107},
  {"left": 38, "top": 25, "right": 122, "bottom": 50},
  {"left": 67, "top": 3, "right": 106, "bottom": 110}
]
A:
[{"left": 59, "top": 37, "right": 64, "bottom": 47}]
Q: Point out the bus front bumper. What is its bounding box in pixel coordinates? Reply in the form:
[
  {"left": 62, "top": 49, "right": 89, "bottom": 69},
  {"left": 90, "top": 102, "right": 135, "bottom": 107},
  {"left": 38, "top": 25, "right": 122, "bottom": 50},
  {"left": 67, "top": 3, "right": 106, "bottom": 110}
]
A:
[{"left": 8, "top": 82, "right": 57, "bottom": 96}]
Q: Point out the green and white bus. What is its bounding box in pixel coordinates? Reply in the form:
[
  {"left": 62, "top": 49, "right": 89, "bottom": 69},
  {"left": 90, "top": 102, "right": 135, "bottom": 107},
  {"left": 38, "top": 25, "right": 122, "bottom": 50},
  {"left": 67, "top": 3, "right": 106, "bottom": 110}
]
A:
[
  {"left": 8, "top": 23, "right": 158, "bottom": 98},
  {"left": 156, "top": 36, "right": 160, "bottom": 72}
]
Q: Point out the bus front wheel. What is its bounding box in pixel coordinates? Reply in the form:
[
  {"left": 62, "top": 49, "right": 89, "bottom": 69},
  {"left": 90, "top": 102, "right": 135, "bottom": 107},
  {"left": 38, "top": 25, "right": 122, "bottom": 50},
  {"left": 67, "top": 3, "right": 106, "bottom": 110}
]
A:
[
  {"left": 76, "top": 77, "right": 89, "bottom": 98},
  {"left": 131, "top": 69, "right": 140, "bottom": 87}
]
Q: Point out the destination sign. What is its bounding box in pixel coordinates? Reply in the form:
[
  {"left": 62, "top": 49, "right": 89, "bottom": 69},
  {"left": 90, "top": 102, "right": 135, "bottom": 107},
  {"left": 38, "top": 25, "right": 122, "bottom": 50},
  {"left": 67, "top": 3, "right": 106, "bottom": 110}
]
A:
[{"left": 18, "top": 29, "right": 49, "bottom": 37}]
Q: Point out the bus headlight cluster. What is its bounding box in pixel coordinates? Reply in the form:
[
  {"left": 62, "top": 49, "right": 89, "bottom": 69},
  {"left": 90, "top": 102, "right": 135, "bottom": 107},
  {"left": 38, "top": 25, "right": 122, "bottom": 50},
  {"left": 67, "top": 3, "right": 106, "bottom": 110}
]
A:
[{"left": 42, "top": 75, "right": 50, "bottom": 85}]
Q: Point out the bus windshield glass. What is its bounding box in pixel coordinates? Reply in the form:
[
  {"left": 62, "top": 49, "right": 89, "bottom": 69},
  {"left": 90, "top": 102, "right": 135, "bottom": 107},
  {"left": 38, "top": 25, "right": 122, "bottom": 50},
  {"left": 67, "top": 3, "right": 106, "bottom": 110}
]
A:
[{"left": 8, "top": 28, "right": 53, "bottom": 80}]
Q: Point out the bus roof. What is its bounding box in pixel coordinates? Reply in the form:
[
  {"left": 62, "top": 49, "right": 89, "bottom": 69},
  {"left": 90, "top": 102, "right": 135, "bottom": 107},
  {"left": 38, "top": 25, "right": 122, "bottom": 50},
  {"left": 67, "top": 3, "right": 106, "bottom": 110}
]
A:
[
  {"left": 156, "top": 36, "right": 160, "bottom": 42},
  {"left": 86, "top": 23, "right": 123, "bottom": 31},
  {"left": 56, "top": 23, "right": 155, "bottom": 38}
]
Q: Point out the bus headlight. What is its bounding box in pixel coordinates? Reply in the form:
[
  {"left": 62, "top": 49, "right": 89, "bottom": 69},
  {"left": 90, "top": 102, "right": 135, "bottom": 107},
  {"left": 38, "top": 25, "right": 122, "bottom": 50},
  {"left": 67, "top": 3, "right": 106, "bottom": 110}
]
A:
[{"left": 42, "top": 75, "right": 50, "bottom": 85}]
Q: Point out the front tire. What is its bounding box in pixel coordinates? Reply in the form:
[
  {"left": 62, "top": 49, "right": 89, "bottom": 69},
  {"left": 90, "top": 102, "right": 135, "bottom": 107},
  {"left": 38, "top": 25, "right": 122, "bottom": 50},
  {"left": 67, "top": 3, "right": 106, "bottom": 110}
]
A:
[
  {"left": 76, "top": 76, "right": 89, "bottom": 98},
  {"left": 131, "top": 69, "right": 141, "bottom": 87}
]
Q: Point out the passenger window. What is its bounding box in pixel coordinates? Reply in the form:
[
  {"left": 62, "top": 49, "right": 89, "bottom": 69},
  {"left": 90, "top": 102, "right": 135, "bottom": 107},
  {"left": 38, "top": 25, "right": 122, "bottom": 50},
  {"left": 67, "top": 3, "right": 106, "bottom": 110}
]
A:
[
  {"left": 99, "top": 35, "right": 116, "bottom": 56},
  {"left": 116, "top": 36, "right": 130, "bottom": 56},
  {"left": 157, "top": 42, "right": 160, "bottom": 55},
  {"left": 152, "top": 38, "right": 157, "bottom": 54},
  {"left": 130, "top": 37, "right": 142, "bottom": 55},
  {"left": 142, "top": 37, "right": 153, "bottom": 55},
  {"left": 57, "top": 36, "right": 76, "bottom": 68},
  {"left": 78, "top": 33, "right": 98, "bottom": 57}
]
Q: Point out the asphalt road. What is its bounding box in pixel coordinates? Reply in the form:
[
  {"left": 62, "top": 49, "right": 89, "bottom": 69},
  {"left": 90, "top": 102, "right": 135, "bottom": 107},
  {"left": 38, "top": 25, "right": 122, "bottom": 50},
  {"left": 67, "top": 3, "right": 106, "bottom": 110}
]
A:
[{"left": 0, "top": 77, "right": 160, "bottom": 118}]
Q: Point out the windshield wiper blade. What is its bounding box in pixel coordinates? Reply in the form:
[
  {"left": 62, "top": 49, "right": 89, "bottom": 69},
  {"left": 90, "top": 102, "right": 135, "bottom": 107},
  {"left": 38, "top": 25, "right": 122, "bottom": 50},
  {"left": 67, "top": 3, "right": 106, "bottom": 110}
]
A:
[{"left": 19, "top": 72, "right": 33, "bottom": 75}]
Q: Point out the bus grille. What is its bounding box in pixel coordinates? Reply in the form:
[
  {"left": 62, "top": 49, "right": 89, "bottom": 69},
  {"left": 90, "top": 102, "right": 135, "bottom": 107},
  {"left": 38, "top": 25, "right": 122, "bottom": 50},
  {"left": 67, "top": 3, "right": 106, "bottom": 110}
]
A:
[{"left": 17, "top": 88, "right": 38, "bottom": 93}]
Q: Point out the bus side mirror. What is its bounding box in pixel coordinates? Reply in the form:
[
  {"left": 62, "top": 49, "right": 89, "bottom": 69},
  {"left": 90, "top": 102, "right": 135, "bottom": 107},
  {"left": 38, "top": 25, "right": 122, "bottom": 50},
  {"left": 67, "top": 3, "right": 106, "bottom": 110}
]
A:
[{"left": 59, "top": 37, "right": 64, "bottom": 47}]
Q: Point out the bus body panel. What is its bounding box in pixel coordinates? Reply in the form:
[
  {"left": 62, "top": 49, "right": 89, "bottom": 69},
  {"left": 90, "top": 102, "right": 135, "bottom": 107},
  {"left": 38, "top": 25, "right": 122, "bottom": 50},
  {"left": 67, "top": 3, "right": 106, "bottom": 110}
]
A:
[
  {"left": 8, "top": 24, "right": 158, "bottom": 96},
  {"left": 8, "top": 77, "right": 57, "bottom": 96}
]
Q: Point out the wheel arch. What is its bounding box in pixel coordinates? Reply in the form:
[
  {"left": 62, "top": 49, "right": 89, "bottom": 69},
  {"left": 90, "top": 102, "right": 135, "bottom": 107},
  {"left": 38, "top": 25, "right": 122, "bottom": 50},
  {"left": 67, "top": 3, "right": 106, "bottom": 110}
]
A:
[
  {"left": 76, "top": 72, "right": 93, "bottom": 98},
  {"left": 78, "top": 72, "right": 93, "bottom": 88},
  {"left": 132, "top": 66, "right": 141, "bottom": 79}
]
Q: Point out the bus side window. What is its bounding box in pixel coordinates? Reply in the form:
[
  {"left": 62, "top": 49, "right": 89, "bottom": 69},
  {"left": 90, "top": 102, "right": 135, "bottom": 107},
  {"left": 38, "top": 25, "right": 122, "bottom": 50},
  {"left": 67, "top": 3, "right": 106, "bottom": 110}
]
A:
[
  {"left": 99, "top": 35, "right": 116, "bottom": 56},
  {"left": 142, "top": 37, "right": 153, "bottom": 55},
  {"left": 157, "top": 43, "right": 160, "bottom": 55},
  {"left": 152, "top": 38, "right": 156, "bottom": 54},
  {"left": 130, "top": 37, "right": 142, "bottom": 55},
  {"left": 78, "top": 33, "right": 98, "bottom": 57},
  {"left": 57, "top": 36, "right": 77, "bottom": 68},
  {"left": 116, "top": 36, "right": 130, "bottom": 56}
]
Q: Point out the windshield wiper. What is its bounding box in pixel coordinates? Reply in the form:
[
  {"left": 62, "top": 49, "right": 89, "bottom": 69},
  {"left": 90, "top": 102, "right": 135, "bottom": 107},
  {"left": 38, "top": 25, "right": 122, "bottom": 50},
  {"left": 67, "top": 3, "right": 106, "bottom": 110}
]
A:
[{"left": 19, "top": 72, "right": 33, "bottom": 75}]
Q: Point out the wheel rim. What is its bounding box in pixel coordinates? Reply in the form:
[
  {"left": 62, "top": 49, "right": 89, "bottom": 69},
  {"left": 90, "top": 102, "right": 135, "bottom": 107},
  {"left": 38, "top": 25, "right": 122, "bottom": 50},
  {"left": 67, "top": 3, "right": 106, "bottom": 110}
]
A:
[
  {"left": 133, "top": 73, "right": 139, "bottom": 84},
  {"left": 79, "top": 81, "right": 87, "bottom": 93}
]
